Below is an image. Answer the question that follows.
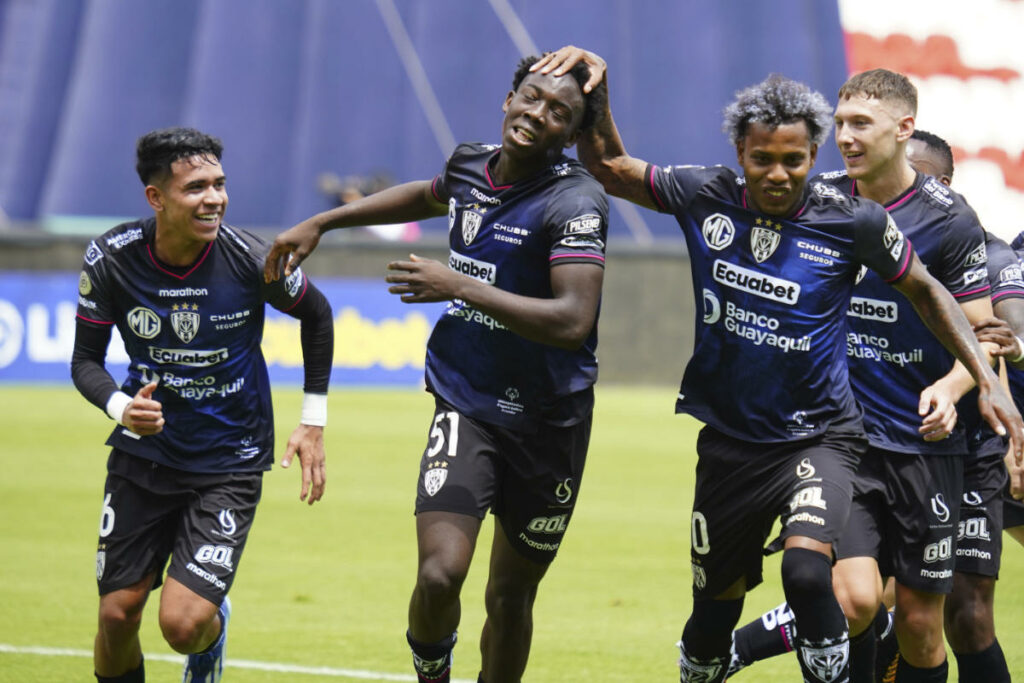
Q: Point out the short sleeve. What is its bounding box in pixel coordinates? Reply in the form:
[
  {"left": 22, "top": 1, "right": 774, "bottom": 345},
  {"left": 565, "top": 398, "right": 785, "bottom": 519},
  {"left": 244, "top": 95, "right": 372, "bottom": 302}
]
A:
[
  {"left": 853, "top": 203, "right": 913, "bottom": 284},
  {"left": 545, "top": 177, "right": 610, "bottom": 268}
]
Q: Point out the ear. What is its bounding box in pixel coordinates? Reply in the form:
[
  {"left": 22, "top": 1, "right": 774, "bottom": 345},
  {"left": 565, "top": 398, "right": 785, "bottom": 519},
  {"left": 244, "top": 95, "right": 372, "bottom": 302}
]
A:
[
  {"left": 809, "top": 143, "right": 818, "bottom": 167},
  {"left": 939, "top": 175, "right": 952, "bottom": 187},
  {"left": 144, "top": 185, "right": 163, "bottom": 212},
  {"left": 563, "top": 127, "right": 582, "bottom": 149},
  {"left": 735, "top": 140, "right": 745, "bottom": 167},
  {"left": 503, "top": 90, "right": 514, "bottom": 114},
  {"left": 895, "top": 114, "right": 915, "bottom": 143}
]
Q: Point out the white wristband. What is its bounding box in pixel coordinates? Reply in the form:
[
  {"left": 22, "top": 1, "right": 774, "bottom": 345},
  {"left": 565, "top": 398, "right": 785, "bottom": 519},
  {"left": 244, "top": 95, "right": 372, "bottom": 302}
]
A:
[
  {"left": 1012, "top": 336, "right": 1024, "bottom": 364},
  {"left": 105, "top": 391, "right": 133, "bottom": 425},
  {"left": 301, "top": 393, "right": 328, "bottom": 427}
]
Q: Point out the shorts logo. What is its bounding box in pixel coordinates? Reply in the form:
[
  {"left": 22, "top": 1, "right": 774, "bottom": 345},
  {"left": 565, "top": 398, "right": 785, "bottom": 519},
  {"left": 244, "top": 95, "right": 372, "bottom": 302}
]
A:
[
  {"left": 702, "top": 289, "right": 721, "bottom": 324},
  {"left": 800, "top": 641, "right": 849, "bottom": 683},
  {"left": 702, "top": 213, "right": 735, "bottom": 251},
  {"left": 691, "top": 563, "right": 707, "bottom": 591},
  {"left": 789, "top": 486, "right": 827, "bottom": 512},
  {"left": 750, "top": 223, "right": 781, "bottom": 263},
  {"left": 924, "top": 536, "right": 953, "bottom": 563},
  {"left": 170, "top": 303, "right": 200, "bottom": 343},
  {"left": 931, "top": 493, "right": 951, "bottom": 523},
  {"left": 555, "top": 478, "right": 574, "bottom": 504},
  {"left": 96, "top": 551, "right": 106, "bottom": 581},
  {"left": 127, "top": 306, "right": 161, "bottom": 339},
  {"left": 79, "top": 271, "right": 93, "bottom": 295},
  {"left": 424, "top": 464, "right": 448, "bottom": 496},
  {"left": 796, "top": 458, "right": 816, "bottom": 480},
  {"left": 462, "top": 210, "right": 483, "bottom": 245},
  {"left": 195, "top": 544, "right": 235, "bottom": 569},
  {"left": 527, "top": 514, "right": 569, "bottom": 534},
  {"left": 218, "top": 509, "right": 237, "bottom": 537},
  {"left": 963, "top": 491, "right": 983, "bottom": 507},
  {"left": 883, "top": 214, "right": 905, "bottom": 262},
  {"left": 84, "top": 241, "right": 104, "bottom": 265}
]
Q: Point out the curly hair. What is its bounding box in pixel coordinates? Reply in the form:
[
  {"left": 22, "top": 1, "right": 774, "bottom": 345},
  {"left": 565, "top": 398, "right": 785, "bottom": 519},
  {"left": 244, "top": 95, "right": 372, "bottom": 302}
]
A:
[
  {"left": 511, "top": 54, "right": 607, "bottom": 132},
  {"left": 136, "top": 127, "right": 223, "bottom": 185},
  {"left": 911, "top": 128, "right": 955, "bottom": 179},
  {"left": 722, "top": 74, "right": 833, "bottom": 147}
]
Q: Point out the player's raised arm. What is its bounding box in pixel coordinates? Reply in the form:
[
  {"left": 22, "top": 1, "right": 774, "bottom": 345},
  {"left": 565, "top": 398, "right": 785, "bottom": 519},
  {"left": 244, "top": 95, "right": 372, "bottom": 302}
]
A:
[
  {"left": 534, "top": 46, "right": 654, "bottom": 210},
  {"left": 892, "top": 252, "right": 1024, "bottom": 457},
  {"left": 264, "top": 179, "right": 447, "bottom": 282}
]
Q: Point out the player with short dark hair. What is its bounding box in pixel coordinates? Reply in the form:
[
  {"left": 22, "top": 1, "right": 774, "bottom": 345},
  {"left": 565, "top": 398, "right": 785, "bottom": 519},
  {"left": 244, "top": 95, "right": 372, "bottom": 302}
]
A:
[
  {"left": 265, "top": 53, "right": 609, "bottom": 683},
  {"left": 530, "top": 48, "right": 1022, "bottom": 683},
  {"left": 73, "top": 126, "right": 334, "bottom": 683}
]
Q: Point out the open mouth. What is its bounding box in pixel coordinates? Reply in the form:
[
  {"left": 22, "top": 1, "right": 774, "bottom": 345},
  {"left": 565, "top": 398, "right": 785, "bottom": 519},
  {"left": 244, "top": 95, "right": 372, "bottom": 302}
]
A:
[
  {"left": 511, "top": 125, "right": 536, "bottom": 145},
  {"left": 195, "top": 213, "right": 220, "bottom": 226}
]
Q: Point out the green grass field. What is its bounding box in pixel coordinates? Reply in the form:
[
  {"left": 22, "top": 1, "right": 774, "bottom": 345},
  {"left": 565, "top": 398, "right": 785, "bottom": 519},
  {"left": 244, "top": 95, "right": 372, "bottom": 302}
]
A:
[{"left": 2, "top": 385, "right": 1023, "bottom": 681}]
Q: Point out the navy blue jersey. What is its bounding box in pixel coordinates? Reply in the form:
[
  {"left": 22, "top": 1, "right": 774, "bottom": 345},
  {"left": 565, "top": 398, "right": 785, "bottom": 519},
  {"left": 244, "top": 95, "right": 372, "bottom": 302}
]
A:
[
  {"left": 425, "top": 143, "right": 609, "bottom": 432},
  {"left": 1005, "top": 232, "right": 1024, "bottom": 410},
  {"left": 76, "top": 217, "right": 312, "bottom": 473},
  {"left": 823, "top": 171, "right": 989, "bottom": 455},
  {"left": 647, "top": 164, "right": 910, "bottom": 442},
  {"left": 961, "top": 233, "right": 1024, "bottom": 457}
]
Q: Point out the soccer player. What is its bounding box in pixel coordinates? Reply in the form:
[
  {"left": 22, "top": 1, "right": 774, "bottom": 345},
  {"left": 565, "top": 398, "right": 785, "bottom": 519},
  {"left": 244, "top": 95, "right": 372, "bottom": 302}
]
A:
[
  {"left": 264, "top": 56, "right": 608, "bottom": 683},
  {"left": 530, "top": 48, "right": 1022, "bottom": 683},
  {"left": 72, "top": 127, "right": 334, "bottom": 683}
]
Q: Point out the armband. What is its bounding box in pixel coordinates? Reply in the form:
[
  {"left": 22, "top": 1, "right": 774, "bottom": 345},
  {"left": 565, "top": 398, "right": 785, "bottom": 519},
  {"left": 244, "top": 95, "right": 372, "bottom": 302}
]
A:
[
  {"left": 1012, "top": 336, "right": 1024, "bottom": 364},
  {"left": 301, "top": 392, "right": 328, "bottom": 427},
  {"left": 105, "top": 391, "right": 133, "bottom": 425}
]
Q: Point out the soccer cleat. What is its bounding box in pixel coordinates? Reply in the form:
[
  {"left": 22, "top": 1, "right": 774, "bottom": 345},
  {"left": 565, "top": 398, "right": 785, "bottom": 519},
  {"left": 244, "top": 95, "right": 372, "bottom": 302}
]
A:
[{"left": 182, "top": 595, "right": 231, "bottom": 682}]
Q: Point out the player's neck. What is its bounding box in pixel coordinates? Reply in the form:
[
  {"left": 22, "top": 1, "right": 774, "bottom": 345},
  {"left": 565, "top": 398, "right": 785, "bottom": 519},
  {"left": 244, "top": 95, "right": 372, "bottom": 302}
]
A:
[
  {"left": 491, "top": 148, "right": 556, "bottom": 186},
  {"left": 855, "top": 160, "right": 916, "bottom": 207},
  {"left": 153, "top": 223, "right": 209, "bottom": 267}
]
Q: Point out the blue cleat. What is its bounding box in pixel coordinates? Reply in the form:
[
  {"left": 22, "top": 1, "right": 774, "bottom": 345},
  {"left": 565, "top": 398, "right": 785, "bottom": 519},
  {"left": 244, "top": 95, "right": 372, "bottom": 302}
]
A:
[{"left": 182, "top": 595, "right": 230, "bottom": 682}]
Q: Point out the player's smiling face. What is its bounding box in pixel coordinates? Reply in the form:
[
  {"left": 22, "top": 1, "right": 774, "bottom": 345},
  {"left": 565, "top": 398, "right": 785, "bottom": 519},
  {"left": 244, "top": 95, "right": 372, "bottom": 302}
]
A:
[
  {"left": 150, "top": 154, "right": 228, "bottom": 246},
  {"left": 737, "top": 120, "right": 817, "bottom": 217},
  {"left": 834, "top": 94, "right": 908, "bottom": 182},
  {"left": 501, "top": 71, "right": 584, "bottom": 163}
]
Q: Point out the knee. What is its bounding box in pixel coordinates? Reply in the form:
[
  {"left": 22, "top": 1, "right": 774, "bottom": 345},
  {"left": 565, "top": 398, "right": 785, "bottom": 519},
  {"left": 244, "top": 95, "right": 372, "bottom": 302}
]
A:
[
  {"left": 97, "top": 597, "right": 145, "bottom": 638},
  {"left": 159, "top": 610, "right": 212, "bottom": 654},
  {"left": 416, "top": 556, "right": 468, "bottom": 605},
  {"left": 484, "top": 576, "right": 539, "bottom": 618},
  {"left": 781, "top": 548, "right": 832, "bottom": 599},
  {"left": 895, "top": 600, "right": 945, "bottom": 655},
  {"left": 944, "top": 577, "right": 995, "bottom": 652}
]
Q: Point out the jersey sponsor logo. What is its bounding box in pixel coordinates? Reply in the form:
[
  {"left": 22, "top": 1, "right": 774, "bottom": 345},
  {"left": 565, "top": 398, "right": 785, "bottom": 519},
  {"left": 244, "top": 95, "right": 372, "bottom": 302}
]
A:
[
  {"left": 788, "top": 411, "right": 816, "bottom": 437},
  {"left": 235, "top": 435, "right": 259, "bottom": 459},
  {"left": 565, "top": 214, "right": 602, "bottom": 235},
  {"left": 462, "top": 210, "right": 483, "bottom": 245},
  {"left": 931, "top": 493, "right": 951, "bottom": 523},
  {"left": 157, "top": 287, "right": 208, "bottom": 297},
  {"left": 811, "top": 181, "right": 848, "bottom": 203},
  {"left": 712, "top": 260, "right": 800, "bottom": 305},
  {"left": 555, "top": 478, "right": 574, "bottom": 504},
  {"left": 78, "top": 296, "right": 97, "bottom": 310},
  {"left": 219, "top": 224, "right": 249, "bottom": 250},
  {"left": 882, "top": 214, "right": 906, "bottom": 262},
  {"left": 448, "top": 252, "right": 496, "bottom": 284},
  {"left": 922, "top": 176, "right": 954, "bottom": 206},
  {"left": 148, "top": 346, "right": 229, "bottom": 366},
  {"left": 847, "top": 297, "right": 898, "bottom": 322},
  {"left": 126, "top": 306, "right": 161, "bottom": 339},
  {"left": 493, "top": 222, "right": 529, "bottom": 246},
  {"left": 559, "top": 235, "right": 605, "bottom": 250},
  {"left": 470, "top": 187, "right": 501, "bottom": 205},
  {"left": 497, "top": 386, "right": 524, "bottom": 416},
  {"left": 796, "top": 458, "right": 816, "bottom": 479},
  {"left": 999, "top": 263, "right": 1024, "bottom": 285},
  {"left": 552, "top": 162, "right": 571, "bottom": 177},
  {"left": 800, "top": 641, "right": 849, "bottom": 683},
  {"left": 170, "top": 303, "right": 200, "bottom": 343},
  {"left": 964, "top": 242, "right": 987, "bottom": 268},
  {"left": 424, "top": 461, "right": 447, "bottom": 496},
  {"left": 721, "top": 301, "right": 812, "bottom": 352},
  {"left": 963, "top": 267, "right": 987, "bottom": 287},
  {"left": 526, "top": 514, "right": 569, "bottom": 534},
  {"left": 78, "top": 271, "right": 92, "bottom": 295},
  {"left": 84, "top": 241, "right": 103, "bottom": 265},
  {"left": 797, "top": 239, "right": 840, "bottom": 266},
  {"left": 210, "top": 309, "right": 252, "bottom": 330},
  {"left": 284, "top": 268, "right": 303, "bottom": 297},
  {"left": 105, "top": 227, "right": 143, "bottom": 250},
  {"left": 750, "top": 225, "right": 781, "bottom": 263},
  {"left": 847, "top": 334, "right": 923, "bottom": 367},
  {"left": 702, "top": 213, "right": 735, "bottom": 251},
  {"left": 448, "top": 198, "right": 457, "bottom": 232},
  {"left": 702, "top": 289, "right": 721, "bottom": 324},
  {"left": 445, "top": 301, "right": 507, "bottom": 330},
  {"left": 817, "top": 169, "right": 847, "bottom": 180}
]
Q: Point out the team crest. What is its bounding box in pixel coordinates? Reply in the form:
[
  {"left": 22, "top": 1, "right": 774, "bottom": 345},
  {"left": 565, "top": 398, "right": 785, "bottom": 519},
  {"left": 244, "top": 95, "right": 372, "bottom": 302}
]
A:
[
  {"left": 170, "top": 303, "right": 200, "bottom": 343},
  {"left": 462, "top": 210, "right": 482, "bottom": 245},
  {"left": 424, "top": 468, "right": 448, "bottom": 496},
  {"left": 96, "top": 550, "right": 106, "bottom": 580},
  {"left": 801, "top": 641, "right": 849, "bottom": 682},
  {"left": 751, "top": 226, "right": 781, "bottom": 263}
]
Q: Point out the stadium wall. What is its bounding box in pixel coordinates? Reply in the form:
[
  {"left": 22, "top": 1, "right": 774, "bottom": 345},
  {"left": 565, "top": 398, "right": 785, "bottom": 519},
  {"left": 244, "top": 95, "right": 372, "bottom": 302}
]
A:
[{"left": 0, "top": 234, "right": 694, "bottom": 387}]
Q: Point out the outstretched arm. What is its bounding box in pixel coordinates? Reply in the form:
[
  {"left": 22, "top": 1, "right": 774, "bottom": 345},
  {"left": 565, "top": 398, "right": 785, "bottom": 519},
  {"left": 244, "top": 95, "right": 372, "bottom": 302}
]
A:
[
  {"left": 533, "top": 46, "right": 656, "bottom": 209},
  {"left": 264, "top": 180, "right": 446, "bottom": 282},
  {"left": 893, "top": 253, "right": 1024, "bottom": 460},
  {"left": 386, "top": 257, "right": 603, "bottom": 350}
]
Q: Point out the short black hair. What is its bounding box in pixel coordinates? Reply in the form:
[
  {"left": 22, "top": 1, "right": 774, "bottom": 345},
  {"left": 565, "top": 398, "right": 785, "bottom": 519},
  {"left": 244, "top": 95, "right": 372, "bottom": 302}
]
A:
[
  {"left": 510, "top": 54, "right": 606, "bottom": 132},
  {"left": 910, "top": 129, "right": 955, "bottom": 179},
  {"left": 135, "top": 127, "right": 223, "bottom": 185},
  {"left": 722, "top": 74, "right": 833, "bottom": 147}
]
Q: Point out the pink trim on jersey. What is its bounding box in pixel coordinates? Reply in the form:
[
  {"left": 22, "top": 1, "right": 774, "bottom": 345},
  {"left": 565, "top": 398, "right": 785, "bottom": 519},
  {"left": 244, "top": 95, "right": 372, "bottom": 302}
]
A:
[
  {"left": 954, "top": 285, "right": 992, "bottom": 299},
  {"left": 147, "top": 242, "right": 213, "bottom": 280},
  {"left": 884, "top": 237, "right": 914, "bottom": 283},
  {"left": 550, "top": 253, "right": 606, "bottom": 264},
  {"left": 649, "top": 165, "right": 667, "bottom": 211},
  {"left": 741, "top": 187, "right": 749, "bottom": 209},
  {"left": 76, "top": 313, "right": 113, "bottom": 325},
  {"left": 780, "top": 627, "right": 795, "bottom": 653},
  {"left": 792, "top": 201, "right": 808, "bottom": 219},
  {"left": 280, "top": 275, "right": 309, "bottom": 312},
  {"left": 885, "top": 189, "right": 918, "bottom": 211},
  {"left": 430, "top": 176, "right": 444, "bottom": 202},
  {"left": 992, "top": 290, "right": 1024, "bottom": 302},
  {"left": 484, "top": 156, "right": 513, "bottom": 190}
]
